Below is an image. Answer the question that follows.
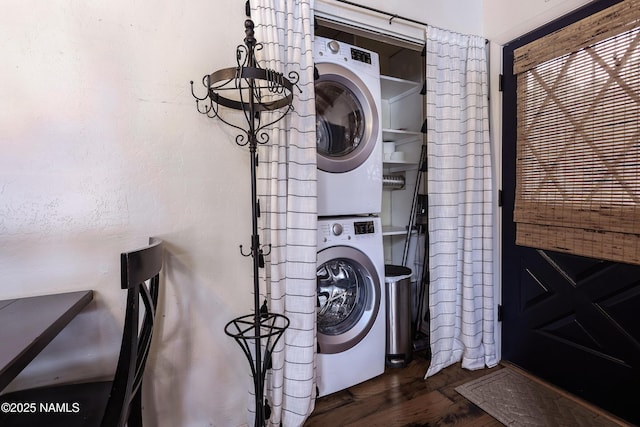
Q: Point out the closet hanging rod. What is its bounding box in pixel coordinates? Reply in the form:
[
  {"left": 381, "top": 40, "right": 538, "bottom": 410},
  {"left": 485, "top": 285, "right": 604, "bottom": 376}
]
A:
[
  {"left": 336, "top": 0, "right": 429, "bottom": 27},
  {"left": 335, "top": 0, "right": 489, "bottom": 44}
]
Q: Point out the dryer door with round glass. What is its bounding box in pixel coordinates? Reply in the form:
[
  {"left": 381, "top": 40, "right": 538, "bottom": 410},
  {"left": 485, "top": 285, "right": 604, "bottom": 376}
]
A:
[
  {"left": 315, "top": 63, "right": 380, "bottom": 174},
  {"left": 316, "top": 246, "right": 381, "bottom": 354}
]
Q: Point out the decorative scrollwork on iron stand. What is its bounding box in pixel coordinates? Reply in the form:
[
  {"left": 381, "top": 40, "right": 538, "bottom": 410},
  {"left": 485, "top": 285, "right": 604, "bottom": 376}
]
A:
[
  {"left": 190, "top": 21, "right": 299, "bottom": 149},
  {"left": 190, "top": 16, "right": 299, "bottom": 427}
]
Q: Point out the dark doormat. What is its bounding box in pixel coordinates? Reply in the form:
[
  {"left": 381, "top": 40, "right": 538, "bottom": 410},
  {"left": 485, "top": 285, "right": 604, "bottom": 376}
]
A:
[{"left": 455, "top": 366, "right": 630, "bottom": 426}]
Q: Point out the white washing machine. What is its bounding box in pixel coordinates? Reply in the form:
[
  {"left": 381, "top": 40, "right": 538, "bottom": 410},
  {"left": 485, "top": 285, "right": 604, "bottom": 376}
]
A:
[
  {"left": 314, "top": 37, "right": 383, "bottom": 216},
  {"left": 316, "top": 216, "right": 385, "bottom": 396}
]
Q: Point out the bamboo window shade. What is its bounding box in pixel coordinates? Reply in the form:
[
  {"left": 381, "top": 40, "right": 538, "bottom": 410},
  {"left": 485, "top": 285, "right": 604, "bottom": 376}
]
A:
[{"left": 513, "top": 0, "right": 640, "bottom": 265}]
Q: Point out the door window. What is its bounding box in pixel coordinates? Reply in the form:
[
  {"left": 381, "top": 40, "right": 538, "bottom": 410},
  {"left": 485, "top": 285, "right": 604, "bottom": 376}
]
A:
[
  {"left": 315, "top": 80, "right": 365, "bottom": 158},
  {"left": 317, "top": 257, "right": 369, "bottom": 336}
]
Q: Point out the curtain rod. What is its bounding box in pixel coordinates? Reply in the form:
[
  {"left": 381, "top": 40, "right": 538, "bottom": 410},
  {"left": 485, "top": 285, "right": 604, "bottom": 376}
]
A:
[
  {"left": 248, "top": 0, "right": 423, "bottom": 25},
  {"left": 335, "top": 0, "right": 489, "bottom": 44},
  {"left": 336, "top": 0, "right": 429, "bottom": 27}
]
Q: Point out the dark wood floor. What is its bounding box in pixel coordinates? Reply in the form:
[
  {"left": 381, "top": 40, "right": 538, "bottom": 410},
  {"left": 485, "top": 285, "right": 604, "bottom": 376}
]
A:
[{"left": 305, "top": 351, "right": 504, "bottom": 427}]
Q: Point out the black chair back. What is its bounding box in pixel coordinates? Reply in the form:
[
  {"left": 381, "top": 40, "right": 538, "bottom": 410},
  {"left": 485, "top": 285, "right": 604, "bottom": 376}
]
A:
[{"left": 102, "top": 237, "right": 163, "bottom": 427}]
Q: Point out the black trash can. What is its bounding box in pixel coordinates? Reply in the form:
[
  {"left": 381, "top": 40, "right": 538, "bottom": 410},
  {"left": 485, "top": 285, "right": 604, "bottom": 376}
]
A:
[{"left": 384, "top": 265, "right": 413, "bottom": 368}]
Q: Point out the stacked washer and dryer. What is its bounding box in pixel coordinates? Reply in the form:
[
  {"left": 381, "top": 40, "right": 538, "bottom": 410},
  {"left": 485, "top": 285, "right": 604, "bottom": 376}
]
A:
[{"left": 314, "top": 36, "right": 386, "bottom": 397}]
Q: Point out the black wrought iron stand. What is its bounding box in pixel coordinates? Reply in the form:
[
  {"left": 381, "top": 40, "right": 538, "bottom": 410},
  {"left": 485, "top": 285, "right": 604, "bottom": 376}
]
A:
[{"left": 190, "top": 17, "right": 298, "bottom": 427}]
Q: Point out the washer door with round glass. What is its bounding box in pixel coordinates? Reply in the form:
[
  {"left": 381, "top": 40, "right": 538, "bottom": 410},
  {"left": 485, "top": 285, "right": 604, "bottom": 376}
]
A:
[
  {"left": 315, "top": 62, "right": 380, "bottom": 174},
  {"left": 316, "top": 246, "right": 381, "bottom": 354}
]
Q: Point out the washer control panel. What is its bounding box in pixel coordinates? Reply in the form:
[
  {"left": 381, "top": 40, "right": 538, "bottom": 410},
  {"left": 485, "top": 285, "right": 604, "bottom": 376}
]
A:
[
  {"left": 319, "top": 219, "right": 378, "bottom": 244},
  {"left": 353, "top": 220, "right": 375, "bottom": 235}
]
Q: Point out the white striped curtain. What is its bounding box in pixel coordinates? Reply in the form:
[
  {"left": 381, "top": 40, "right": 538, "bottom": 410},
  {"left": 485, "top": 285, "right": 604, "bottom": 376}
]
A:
[
  {"left": 252, "top": 1, "right": 317, "bottom": 426},
  {"left": 424, "top": 27, "right": 498, "bottom": 378}
]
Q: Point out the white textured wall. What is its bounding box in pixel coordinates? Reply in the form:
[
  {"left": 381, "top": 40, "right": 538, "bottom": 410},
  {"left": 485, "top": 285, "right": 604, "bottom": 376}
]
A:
[{"left": 1, "top": 1, "right": 254, "bottom": 426}]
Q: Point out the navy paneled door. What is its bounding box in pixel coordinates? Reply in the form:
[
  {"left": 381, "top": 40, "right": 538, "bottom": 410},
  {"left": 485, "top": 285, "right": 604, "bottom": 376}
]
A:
[{"left": 501, "top": 0, "right": 640, "bottom": 424}]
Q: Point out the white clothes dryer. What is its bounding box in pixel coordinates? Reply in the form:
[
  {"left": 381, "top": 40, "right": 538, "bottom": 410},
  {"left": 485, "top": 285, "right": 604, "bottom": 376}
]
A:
[
  {"left": 314, "top": 37, "right": 383, "bottom": 216},
  {"left": 316, "top": 216, "right": 385, "bottom": 396}
]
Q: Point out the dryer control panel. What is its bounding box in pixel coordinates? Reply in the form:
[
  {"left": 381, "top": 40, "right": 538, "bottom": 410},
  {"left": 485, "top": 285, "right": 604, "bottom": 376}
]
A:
[
  {"left": 314, "top": 37, "right": 380, "bottom": 73},
  {"left": 350, "top": 48, "right": 372, "bottom": 64}
]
